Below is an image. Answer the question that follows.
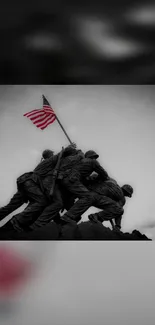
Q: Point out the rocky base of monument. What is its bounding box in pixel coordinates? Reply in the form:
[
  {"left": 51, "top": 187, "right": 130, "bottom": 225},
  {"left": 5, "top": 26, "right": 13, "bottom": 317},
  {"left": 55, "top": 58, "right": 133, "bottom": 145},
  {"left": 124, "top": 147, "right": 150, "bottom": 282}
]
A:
[{"left": 14, "top": 221, "right": 151, "bottom": 240}]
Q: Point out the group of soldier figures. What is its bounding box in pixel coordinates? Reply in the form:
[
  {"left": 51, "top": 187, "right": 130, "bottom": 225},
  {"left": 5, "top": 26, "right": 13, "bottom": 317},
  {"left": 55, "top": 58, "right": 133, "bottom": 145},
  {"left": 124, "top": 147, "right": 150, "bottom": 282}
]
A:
[{"left": 0, "top": 143, "right": 133, "bottom": 238}]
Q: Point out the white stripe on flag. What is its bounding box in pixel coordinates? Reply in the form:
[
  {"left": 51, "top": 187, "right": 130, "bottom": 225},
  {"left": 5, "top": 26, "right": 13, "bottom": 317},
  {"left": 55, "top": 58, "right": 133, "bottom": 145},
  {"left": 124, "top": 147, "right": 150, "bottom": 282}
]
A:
[
  {"left": 24, "top": 109, "right": 41, "bottom": 117},
  {"left": 31, "top": 113, "right": 47, "bottom": 124},
  {"left": 40, "top": 116, "right": 56, "bottom": 130},
  {"left": 37, "top": 114, "right": 56, "bottom": 128}
]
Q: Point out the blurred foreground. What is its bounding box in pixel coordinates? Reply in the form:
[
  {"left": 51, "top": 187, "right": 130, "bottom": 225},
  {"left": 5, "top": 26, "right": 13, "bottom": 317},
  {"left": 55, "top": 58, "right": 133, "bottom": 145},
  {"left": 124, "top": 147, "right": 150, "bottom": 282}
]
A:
[
  {"left": 0, "top": 241, "right": 155, "bottom": 325},
  {"left": 1, "top": 0, "right": 155, "bottom": 83}
]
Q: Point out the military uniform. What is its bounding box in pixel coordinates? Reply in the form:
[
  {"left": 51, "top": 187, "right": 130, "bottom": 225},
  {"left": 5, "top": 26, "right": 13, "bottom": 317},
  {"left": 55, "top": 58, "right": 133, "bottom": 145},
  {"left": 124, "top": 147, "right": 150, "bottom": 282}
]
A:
[
  {"left": 85, "top": 177, "right": 125, "bottom": 206},
  {"left": 60, "top": 157, "right": 109, "bottom": 196},
  {"left": 89, "top": 193, "right": 124, "bottom": 229},
  {"left": 0, "top": 153, "right": 59, "bottom": 223},
  {"left": 60, "top": 157, "right": 109, "bottom": 222},
  {"left": 0, "top": 177, "right": 49, "bottom": 238},
  {"left": 0, "top": 153, "right": 60, "bottom": 235},
  {"left": 0, "top": 146, "right": 81, "bottom": 234},
  {"left": 10, "top": 178, "right": 49, "bottom": 232},
  {"left": 29, "top": 151, "right": 85, "bottom": 230},
  {"left": 0, "top": 191, "right": 28, "bottom": 222},
  {"left": 87, "top": 179, "right": 133, "bottom": 229},
  {"left": 28, "top": 183, "right": 64, "bottom": 231}
]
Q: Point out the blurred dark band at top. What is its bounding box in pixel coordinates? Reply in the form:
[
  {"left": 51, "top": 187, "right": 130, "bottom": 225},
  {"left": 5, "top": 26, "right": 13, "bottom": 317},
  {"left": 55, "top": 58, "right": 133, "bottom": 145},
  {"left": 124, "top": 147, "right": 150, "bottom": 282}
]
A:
[{"left": 1, "top": 0, "right": 155, "bottom": 84}]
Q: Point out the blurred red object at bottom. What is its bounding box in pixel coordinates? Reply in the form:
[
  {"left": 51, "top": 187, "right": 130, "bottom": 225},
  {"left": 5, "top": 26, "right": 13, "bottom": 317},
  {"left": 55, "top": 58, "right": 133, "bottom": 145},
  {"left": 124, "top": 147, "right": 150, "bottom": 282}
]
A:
[{"left": 0, "top": 246, "right": 32, "bottom": 295}]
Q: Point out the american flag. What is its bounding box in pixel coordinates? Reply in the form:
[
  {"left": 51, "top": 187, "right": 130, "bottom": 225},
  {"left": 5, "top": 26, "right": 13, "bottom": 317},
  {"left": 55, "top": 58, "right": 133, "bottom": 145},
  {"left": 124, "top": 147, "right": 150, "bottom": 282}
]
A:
[{"left": 24, "top": 95, "right": 56, "bottom": 130}]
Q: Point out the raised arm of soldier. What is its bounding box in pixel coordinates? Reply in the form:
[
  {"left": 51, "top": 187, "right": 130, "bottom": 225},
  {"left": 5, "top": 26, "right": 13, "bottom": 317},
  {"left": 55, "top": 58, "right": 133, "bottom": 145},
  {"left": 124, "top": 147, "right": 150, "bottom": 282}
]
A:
[
  {"left": 62, "top": 143, "right": 85, "bottom": 159},
  {"left": 33, "top": 144, "right": 82, "bottom": 176},
  {"left": 84, "top": 151, "right": 109, "bottom": 181},
  {"left": 92, "top": 160, "right": 109, "bottom": 181},
  {"left": 58, "top": 144, "right": 85, "bottom": 170}
]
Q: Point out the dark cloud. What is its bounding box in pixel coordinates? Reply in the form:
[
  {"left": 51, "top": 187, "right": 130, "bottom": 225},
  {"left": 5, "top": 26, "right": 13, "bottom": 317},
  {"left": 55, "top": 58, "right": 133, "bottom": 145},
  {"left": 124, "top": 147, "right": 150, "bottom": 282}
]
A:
[{"left": 0, "top": 0, "right": 155, "bottom": 83}]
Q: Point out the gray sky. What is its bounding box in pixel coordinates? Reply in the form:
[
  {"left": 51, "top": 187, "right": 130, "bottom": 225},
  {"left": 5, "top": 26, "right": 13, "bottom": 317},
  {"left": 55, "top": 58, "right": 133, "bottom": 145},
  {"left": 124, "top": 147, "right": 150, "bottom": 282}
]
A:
[{"left": 0, "top": 85, "right": 155, "bottom": 237}]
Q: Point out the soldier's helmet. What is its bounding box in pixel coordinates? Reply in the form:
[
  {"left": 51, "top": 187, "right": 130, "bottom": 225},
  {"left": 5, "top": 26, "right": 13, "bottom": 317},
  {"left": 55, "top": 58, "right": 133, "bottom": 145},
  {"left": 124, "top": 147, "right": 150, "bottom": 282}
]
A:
[
  {"left": 42, "top": 149, "right": 54, "bottom": 159},
  {"left": 121, "top": 184, "right": 133, "bottom": 197},
  {"left": 85, "top": 150, "right": 99, "bottom": 159}
]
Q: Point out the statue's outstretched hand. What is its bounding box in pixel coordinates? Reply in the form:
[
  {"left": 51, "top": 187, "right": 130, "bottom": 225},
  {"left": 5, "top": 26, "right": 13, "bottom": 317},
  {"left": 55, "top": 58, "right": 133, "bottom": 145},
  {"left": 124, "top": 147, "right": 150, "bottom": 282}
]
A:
[{"left": 71, "top": 142, "right": 77, "bottom": 148}]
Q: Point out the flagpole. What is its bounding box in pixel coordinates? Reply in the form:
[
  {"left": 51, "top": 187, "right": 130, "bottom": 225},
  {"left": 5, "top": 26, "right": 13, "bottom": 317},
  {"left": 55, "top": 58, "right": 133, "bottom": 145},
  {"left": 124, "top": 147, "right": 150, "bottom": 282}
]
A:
[{"left": 55, "top": 115, "right": 73, "bottom": 145}]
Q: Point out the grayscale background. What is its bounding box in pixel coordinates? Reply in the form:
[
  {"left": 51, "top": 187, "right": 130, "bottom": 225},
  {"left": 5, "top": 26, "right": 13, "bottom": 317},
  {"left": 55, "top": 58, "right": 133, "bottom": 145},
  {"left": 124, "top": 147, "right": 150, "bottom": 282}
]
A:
[
  {"left": 0, "top": 85, "right": 155, "bottom": 237},
  {"left": 0, "top": 85, "right": 155, "bottom": 324}
]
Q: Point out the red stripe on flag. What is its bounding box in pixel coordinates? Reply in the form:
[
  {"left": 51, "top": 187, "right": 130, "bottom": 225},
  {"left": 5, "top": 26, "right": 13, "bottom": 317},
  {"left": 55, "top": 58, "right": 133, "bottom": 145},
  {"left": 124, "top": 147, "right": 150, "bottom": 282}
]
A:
[
  {"left": 37, "top": 114, "right": 56, "bottom": 129},
  {"left": 28, "top": 113, "right": 46, "bottom": 121},
  {"left": 34, "top": 114, "right": 52, "bottom": 126},
  {"left": 43, "top": 106, "right": 55, "bottom": 114},
  {"left": 30, "top": 113, "right": 47, "bottom": 123},
  {"left": 43, "top": 105, "right": 52, "bottom": 109},
  {"left": 40, "top": 116, "right": 56, "bottom": 130},
  {"left": 43, "top": 108, "right": 55, "bottom": 114},
  {"left": 23, "top": 109, "right": 41, "bottom": 117},
  {"left": 24, "top": 109, "right": 45, "bottom": 118}
]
